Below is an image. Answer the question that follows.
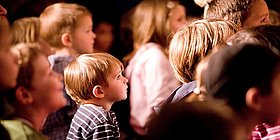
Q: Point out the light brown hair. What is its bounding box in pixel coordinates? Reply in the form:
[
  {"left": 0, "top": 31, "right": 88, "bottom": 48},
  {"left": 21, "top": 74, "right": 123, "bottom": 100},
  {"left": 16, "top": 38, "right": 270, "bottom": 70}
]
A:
[
  {"left": 64, "top": 53, "right": 124, "bottom": 104},
  {"left": 169, "top": 19, "right": 238, "bottom": 82},
  {"left": 40, "top": 3, "right": 92, "bottom": 49}
]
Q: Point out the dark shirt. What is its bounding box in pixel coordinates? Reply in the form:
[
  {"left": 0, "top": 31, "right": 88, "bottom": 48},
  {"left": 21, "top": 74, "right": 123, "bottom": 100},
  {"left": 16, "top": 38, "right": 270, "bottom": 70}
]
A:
[{"left": 154, "top": 81, "right": 197, "bottom": 114}]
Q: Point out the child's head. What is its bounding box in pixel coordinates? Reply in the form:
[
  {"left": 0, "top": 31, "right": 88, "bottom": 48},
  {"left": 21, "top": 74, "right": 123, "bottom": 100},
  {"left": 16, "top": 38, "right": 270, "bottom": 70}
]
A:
[
  {"left": 167, "top": 0, "right": 187, "bottom": 33},
  {"left": 10, "top": 17, "right": 53, "bottom": 56},
  {"left": 227, "top": 24, "right": 280, "bottom": 52},
  {"left": 40, "top": 3, "right": 95, "bottom": 54},
  {"left": 11, "top": 17, "right": 40, "bottom": 44},
  {"left": 200, "top": 43, "right": 280, "bottom": 125},
  {"left": 195, "top": 0, "right": 271, "bottom": 28},
  {"left": 93, "top": 20, "right": 115, "bottom": 53},
  {"left": 64, "top": 53, "right": 128, "bottom": 106},
  {"left": 169, "top": 19, "right": 238, "bottom": 83},
  {"left": 8, "top": 43, "right": 66, "bottom": 117}
]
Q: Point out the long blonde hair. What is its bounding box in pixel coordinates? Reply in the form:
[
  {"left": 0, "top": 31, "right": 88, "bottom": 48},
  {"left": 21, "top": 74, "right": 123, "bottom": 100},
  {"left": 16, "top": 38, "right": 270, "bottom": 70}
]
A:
[{"left": 123, "top": 0, "right": 173, "bottom": 64}]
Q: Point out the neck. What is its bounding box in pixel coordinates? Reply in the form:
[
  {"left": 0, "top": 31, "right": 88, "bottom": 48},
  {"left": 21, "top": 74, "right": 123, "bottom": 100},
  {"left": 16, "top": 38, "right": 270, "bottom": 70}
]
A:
[
  {"left": 54, "top": 47, "right": 76, "bottom": 56},
  {"left": 16, "top": 109, "right": 48, "bottom": 132},
  {"left": 84, "top": 99, "right": 113, "bottom": 111},
  {"left": 238, "top": 110, "right": 260, "bottom": 138}
]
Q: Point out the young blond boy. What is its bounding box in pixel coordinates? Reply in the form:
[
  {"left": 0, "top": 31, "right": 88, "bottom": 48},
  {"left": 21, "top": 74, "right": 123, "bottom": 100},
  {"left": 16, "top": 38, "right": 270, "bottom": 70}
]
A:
[
  {"left": 39, "top": 3, "right": 96, "bottom": 139},
  {"left": 64, "top": 53, "right": 128, "bottom": 139}
]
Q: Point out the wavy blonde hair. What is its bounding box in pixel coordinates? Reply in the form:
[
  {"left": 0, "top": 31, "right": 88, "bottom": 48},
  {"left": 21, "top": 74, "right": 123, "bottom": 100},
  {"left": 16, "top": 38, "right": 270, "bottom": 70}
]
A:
[
  {"left": 169, "top": 19, "right": 238, "bottom": 83},
  {"left": 11, "top": 17, "right": 39, "bottom": 45}
]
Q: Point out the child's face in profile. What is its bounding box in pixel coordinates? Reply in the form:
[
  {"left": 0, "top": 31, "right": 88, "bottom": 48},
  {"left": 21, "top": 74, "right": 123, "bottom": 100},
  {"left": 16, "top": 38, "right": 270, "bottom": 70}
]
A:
[
  {"left": 102, "top": 65, "right": 128, "bottom": 102},
  {"left": 169, "top": 4, "right": 187, "bottom": 33},
  {"left": 29, "top": 54, "right": 66, "bottom": 112},
  {"left": 71, "top": 15, "right": 96, "bottom": 54},
  {"left": 242, "top": 0, "right": 271, "bottom": 28},
  {"left": 94, "top": 22, "right": 114, "bottom": 53}
]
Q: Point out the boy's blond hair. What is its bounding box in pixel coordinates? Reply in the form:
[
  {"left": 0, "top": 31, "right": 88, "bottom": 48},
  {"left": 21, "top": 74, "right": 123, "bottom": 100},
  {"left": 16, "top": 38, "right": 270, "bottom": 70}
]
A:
[
  {"left": 169, "top": 19, "right": 238, "bottom": 83},
  {"left": 39, "top": 3, "right": 92, "bottom": 49},
  {"left": 64, "top": 53, "right": 124, "bottom": 104},
  {"left": 10, "top": 17, "right": 40, "bottom": 45}
]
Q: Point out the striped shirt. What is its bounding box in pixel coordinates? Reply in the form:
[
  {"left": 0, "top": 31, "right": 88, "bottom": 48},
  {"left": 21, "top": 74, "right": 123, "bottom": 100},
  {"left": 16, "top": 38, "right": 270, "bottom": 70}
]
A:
[
  {"left": 67, "top": 104, "right": 120, "bottom": 140},
  {"left": 251, "top": 123, "right": 280, "bottom": 140}
]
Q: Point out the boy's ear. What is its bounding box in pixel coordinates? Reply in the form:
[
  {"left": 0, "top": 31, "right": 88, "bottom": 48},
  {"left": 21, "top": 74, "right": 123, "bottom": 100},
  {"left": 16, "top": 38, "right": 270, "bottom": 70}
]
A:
[
  {"left": 15, "top": 86, "right": 33, "bottom": 105},
  {"left": 245, "top": 87, "right": 261, "bottom": 111},
  {"left": 61, "top": 33, "right": 72, "bottom": 47},
  {"left": 92, "top": 85, "right": 105, "bottom": 99}
]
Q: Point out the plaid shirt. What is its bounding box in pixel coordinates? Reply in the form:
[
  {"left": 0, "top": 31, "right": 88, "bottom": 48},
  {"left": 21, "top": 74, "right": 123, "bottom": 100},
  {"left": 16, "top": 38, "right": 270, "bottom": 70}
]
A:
[
  {"left": 67, "top": 104, "right": 120, "bottom": 140},
  {"left": 251, "top": 123, "right": 280, "bottom": 140},
  {"left": 42, "top": 55, "right": 78, "bottom": 140}
]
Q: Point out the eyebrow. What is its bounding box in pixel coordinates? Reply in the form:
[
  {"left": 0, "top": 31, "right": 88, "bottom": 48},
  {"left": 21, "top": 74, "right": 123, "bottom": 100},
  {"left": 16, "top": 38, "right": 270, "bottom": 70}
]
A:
[{"left": 257, "top": 13, "right": 269, "bottom": 20}]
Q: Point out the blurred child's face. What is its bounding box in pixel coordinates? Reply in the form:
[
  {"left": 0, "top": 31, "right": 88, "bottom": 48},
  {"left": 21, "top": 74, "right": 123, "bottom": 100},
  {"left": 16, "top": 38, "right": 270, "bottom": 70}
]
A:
[
  {"left": 102, "top": 65, "right": 128, "bottom": 102},
  {"left": 0, "top": 49, "right": 19, "bottom": 91},
  {"left": 71, "top": 15, "right": 96, "bottom": 54},
  {"left": 260, "top": 70, "right": 280, "bottom": 126},
  {"left": 242, "top": 0, "right": 271, "bottom": 28},
  {"left": 29, "top": 54, "right": 66, "bottom": 112},
  {"left": 170, "top": 4, "right": 187, "bottom": 33},
  {"left": 94, "top": 22, "right": 114, "bottom": 53}
]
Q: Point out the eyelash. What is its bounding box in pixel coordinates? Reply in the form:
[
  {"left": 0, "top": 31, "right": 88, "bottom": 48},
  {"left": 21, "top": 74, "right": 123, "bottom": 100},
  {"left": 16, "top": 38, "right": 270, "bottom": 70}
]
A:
[{"left": 261, "top": 18, "right": 266, "bottom": 23}]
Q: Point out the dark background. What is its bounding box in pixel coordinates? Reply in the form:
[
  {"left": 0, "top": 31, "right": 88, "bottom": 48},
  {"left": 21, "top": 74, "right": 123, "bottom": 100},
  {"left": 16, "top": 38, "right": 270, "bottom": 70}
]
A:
[{"left": 1, "top": 0, "right": 279, "bottom": 25}]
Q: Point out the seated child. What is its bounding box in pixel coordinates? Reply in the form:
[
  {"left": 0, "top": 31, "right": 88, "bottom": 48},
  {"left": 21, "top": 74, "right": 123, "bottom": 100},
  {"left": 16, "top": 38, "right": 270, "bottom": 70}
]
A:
[
  {"left": 64, "top": 53, "right": 128, "bottom": 139},
  {"left": 1, "top": 43, "right": 66, "bottom": 140},
  {"left": 160, "top": 19, "right": 238, "bottom": 109},
  {"left": 197, "top": 43, "right": 280, "bottom": 137}
]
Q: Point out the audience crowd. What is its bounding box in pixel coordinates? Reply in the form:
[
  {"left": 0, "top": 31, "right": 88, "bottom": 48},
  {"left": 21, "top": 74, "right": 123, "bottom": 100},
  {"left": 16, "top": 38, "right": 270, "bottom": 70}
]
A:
[{"left": 1, "top": 0, "right": 280, "bottom": 140}]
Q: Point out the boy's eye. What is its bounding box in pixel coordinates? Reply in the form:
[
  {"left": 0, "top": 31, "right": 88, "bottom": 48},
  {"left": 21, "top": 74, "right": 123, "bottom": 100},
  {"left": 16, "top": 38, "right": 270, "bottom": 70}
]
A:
[
  {"left": 260, "top": 17, "right": 267, "bottom": 23},
  {"left": 116, "top": 75, "right": 121, "bottom": 79}
]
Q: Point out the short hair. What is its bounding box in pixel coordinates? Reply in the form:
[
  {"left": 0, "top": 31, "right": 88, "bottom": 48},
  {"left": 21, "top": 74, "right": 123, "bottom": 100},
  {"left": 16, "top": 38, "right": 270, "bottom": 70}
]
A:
[
  {"left": 10, "top": 17, "right": 40, "bottom": 45},
  {"left": 39, "top": 3, "right": 92, "bottom": 49},
  {"left": 227, "top": 24, "right": 280, "bottom": 53},
  {"left": 201, "top": 43, "right": 280, "bottom": 111},
  {"left": 169, "top": 19, "right": 238, "bottom": 83},
  {"left": 194, "top": 0, "right": 255, "bottom": 27},
  {"left": 64, "top": 53, "right": 124, "bottom": 104}
]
